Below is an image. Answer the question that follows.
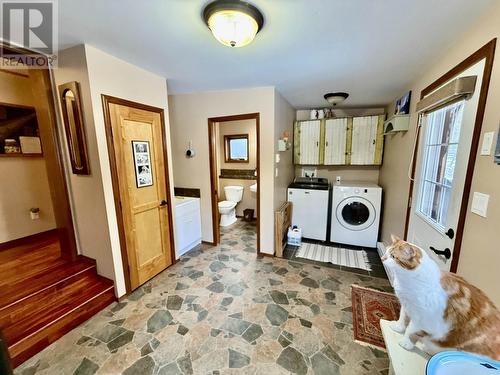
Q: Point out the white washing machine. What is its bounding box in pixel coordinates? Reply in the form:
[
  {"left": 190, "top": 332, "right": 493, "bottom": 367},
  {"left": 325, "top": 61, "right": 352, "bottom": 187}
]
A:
[
  {"left": 330, "top": 181, "right": 382, "bottom": 248},
  {"left": 287, "top": 178, "right": 330, "bottom": 241}
]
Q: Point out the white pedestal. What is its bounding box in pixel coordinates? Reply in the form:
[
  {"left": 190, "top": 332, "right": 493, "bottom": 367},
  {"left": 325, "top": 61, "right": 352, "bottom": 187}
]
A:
[{"left": 380, "top": 319, "right": 431, "bottom": 375}]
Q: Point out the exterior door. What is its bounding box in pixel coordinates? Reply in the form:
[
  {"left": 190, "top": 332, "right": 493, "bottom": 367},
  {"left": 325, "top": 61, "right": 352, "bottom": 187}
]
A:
[
  {"left": 105, "top": 99, "right": 173, "bottom": 290},
  {"left": 324, "top": 118, "right": 347, "bottom": 165},
  {"left": 407, "top": 60, "right": 484, "bottom": 270},
  {"left": 298, "top": 120, "right": 321, "bottom": 164}
]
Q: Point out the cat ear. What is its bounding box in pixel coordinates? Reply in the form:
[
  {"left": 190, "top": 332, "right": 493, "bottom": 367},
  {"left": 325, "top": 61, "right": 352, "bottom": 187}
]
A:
[{"left": 391, "top": 234, "right": 401, "bottom": 244}]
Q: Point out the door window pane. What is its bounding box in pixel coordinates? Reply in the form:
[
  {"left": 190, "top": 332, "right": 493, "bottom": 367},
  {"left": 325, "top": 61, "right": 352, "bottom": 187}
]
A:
[{"left": 418, "top": 101, "right": 464, "bottom": 228}]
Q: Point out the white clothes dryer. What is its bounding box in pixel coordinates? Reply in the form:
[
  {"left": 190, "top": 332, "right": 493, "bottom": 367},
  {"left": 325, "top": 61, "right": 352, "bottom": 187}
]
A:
[{"left": 330, "top": 181, "right": 382, "bottom": 248}]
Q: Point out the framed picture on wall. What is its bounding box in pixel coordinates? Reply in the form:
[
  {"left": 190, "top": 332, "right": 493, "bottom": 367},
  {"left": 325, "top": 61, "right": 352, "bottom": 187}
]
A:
[
  {"left": 58, "top": 81, "right": 91, "bottom": 175},
  {"left": 394, "top": 91, "right": 412, "bottom": 115},
  {"left": 132, "top": 140, "right": 153, "bottom": 188}
]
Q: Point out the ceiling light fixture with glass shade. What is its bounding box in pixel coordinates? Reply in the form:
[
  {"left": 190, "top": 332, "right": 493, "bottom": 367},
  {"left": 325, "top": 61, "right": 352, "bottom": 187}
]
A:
[
  {"left": 324, "top": 92, "right": 349, "bottom": 106},
  {"left": 203, "top": 0, "right": 264, "bottom": 48}
]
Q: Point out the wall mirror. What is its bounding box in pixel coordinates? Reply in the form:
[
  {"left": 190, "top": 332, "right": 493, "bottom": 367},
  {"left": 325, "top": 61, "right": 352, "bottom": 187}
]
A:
[
  {"left": 224, "top": 134, "right": 249, "bottom": 163},
  {"left": 58, "top": 81, "right": 90, "bottom": 175}
]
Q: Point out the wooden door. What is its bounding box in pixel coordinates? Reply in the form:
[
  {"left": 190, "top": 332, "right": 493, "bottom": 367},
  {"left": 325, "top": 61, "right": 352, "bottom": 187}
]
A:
[
  {"left": 105, "top": 98, "right": 173, "bottom": 290},
  {"left": 350, "top": 115, "right": 384, "bottom": 165},
  {"left": 296, "top": 120, "right": 321, "bottom": 165},
  {"left": 324, "top": 118, "right": 348, "bottom": 165}
]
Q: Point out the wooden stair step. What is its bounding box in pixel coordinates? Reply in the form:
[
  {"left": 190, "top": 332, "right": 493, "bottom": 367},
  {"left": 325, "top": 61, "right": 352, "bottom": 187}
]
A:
[
  {"left": 1, "top": 274, "right": 113, "bottom": 344},
  {"left": 0, "top": 256, "right": 96, "bottom": 311},
  {"left": 9, "top": 278, "right": 115, "bottom": 368},
  {"left": 0, "top": 245, "right": 63, "bottom": 287}
]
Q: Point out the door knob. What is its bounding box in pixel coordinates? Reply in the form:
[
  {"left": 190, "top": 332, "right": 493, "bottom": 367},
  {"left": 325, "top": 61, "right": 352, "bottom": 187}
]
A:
[
  {"left": 429, "top": 246, "right": 451, "bottom": 260},
  {"left": 159, "top": 200, "right": 167, "bottom": 207},
  {"left": 445, "top": 228, "right": 455, "bottom": 239}
]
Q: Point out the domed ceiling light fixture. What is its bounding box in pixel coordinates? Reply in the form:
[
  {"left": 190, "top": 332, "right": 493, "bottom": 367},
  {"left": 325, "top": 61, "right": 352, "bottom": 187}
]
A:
[
  {"left": 324, "top": 92, "right": 349, "bottom": 106},
  {"left": 203, "top": 0, "right": 264, "bottom": 48}
]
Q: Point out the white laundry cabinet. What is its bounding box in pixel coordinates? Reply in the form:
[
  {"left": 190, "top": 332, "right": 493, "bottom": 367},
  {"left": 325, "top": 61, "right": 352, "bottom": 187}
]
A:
[{"left": 293, "top": 115, "right": 385, "bottom": 166}]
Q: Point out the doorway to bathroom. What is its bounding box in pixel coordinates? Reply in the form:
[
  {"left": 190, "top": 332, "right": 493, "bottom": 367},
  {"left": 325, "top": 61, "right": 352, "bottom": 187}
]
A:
[{"left": 207, "top": 113, "right": 260, "bottom": 253}]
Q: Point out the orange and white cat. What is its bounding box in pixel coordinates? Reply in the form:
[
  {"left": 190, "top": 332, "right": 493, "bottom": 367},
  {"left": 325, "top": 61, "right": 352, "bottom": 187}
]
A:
[{"left": 382, "top": 235, "right": 500, "bottom": 360}]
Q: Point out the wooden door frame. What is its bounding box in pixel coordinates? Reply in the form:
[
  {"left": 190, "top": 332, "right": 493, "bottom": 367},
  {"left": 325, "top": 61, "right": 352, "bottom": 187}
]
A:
[
  {"left": 207, "top": 113, "right": 261, "bottom": 254},
  {"left": 403, "top": 38, "right": 496, "bottom": 272},
  {"left": 101, "top": 95, "right": 176, "bottom": 293},
  {"left": 0, "top": 43, "right": 78, "bottom": 260}
]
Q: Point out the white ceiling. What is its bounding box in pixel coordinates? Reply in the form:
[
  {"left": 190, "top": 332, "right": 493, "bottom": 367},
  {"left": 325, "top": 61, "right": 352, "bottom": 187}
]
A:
[{"left": 58, "top": 0, "right": 495, "bottom": 108}]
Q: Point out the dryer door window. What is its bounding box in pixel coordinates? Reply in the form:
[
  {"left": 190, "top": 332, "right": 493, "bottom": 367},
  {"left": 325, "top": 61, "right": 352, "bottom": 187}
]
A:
[{"left": 337, "top": 197, "right": 375, "bottom": 231}]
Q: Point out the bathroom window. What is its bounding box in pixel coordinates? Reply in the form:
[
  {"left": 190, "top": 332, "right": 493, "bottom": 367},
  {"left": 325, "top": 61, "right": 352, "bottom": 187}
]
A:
[{"left": 224, "top": 134, "right": 249, "bottom": 163}]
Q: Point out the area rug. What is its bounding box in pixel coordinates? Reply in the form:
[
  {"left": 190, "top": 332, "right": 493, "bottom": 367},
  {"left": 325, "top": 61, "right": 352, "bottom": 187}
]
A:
[
  {"left": 351, "top": 284, "right": 401, "bottom": 349},
  {"left": 296, "top": 242, "right": 371, "bottom": 271}
]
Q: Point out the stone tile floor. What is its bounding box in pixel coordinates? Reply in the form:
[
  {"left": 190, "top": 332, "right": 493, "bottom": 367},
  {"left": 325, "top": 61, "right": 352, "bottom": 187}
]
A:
[{"left": 16, "top": 220, "right": 392, "bottom": 375}]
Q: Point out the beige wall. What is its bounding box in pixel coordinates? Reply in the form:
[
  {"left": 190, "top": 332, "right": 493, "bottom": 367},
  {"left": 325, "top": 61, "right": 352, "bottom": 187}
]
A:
[
  {"left": 295, "top": 165, "right": 380, "bottom": 184},
  {"left": 0, "top": 70, "right": 56, "bottom": 242},
  {"left": 218, "top": 119, "right": 256, "bottom": 170},
  {"left": 54, "top": 45, "right": 175, "bottom": 297},
  {"left": 379, "top": 2, "right": 500, "bottom": 306},
  {"left": 296, "top": 108, "right": 385, "bottom": 121},
  {"left": 274, "top": 91, "right": 296, "bottom": 209},
  {"left": 168, "top": 87, "right": 276, "bottom": 254},
  {"left": 53, "top": 45, "right": 112, "bottom": 275},
  {"left": 0, "top": 158, "right": 57, "bottom": 242}
]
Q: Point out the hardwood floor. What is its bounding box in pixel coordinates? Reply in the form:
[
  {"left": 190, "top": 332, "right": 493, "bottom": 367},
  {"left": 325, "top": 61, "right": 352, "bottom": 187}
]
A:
[{"left": 0, "top": 231, "right": 115, "bottom": 368}]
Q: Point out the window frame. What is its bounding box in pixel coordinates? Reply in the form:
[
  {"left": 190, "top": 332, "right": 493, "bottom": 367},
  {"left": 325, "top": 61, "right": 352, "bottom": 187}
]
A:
[
  {"left": 224, "top": 134, "right": 249, "bottom": 163},
  {"left": 416, "top": 100, "right": 464, "bottom": 231}
]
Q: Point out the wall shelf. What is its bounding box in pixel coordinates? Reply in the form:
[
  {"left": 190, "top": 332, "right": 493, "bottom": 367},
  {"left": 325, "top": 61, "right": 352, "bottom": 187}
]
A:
[
  {"left": 383, "top": 114, "right": 410, "bottom": 135},
  {"left": 0, "top": 153, "right": 43, "bottom": 158}
]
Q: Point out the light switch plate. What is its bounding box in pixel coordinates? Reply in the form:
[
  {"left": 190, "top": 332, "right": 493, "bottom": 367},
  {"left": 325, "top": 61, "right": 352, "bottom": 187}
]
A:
[
  {"left": 275, "top": 153, "right": 280, "bottom": 163},
  {"left": 471, "top": 192, "right": 489, "bottom": 217},
  {"left": 480, "top": 132, "right": 495, "bottom": 155}
]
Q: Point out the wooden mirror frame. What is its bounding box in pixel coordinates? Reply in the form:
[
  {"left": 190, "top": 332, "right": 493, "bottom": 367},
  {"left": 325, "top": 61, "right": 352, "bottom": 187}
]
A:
[
  {"left": 224, "top": 134, "right": 249, "bottom": 163},
  {"left": 58, "top": 81, "right": 90, "bottom": 175}
]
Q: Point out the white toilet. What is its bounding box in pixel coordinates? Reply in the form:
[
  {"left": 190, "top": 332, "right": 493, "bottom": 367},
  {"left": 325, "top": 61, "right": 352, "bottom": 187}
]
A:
[{"left": 218, "top": 185, "right": 244, "bottom": 227}]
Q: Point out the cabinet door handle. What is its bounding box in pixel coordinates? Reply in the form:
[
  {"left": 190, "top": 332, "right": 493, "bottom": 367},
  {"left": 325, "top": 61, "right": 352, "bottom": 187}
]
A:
[{"left": 325, "top": 141, "right": 328, "bottom": 147}]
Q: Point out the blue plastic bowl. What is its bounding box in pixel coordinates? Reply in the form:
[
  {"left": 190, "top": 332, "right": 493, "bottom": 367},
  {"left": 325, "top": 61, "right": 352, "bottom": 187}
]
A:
[{"left": 426, "top": 351, "right": 500, "bottom": 375}]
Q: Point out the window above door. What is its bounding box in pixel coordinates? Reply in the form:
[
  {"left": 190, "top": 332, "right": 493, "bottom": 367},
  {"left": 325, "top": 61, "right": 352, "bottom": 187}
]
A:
[{"left": 224, "top": 134, "right": 249, "bottom": 163}]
